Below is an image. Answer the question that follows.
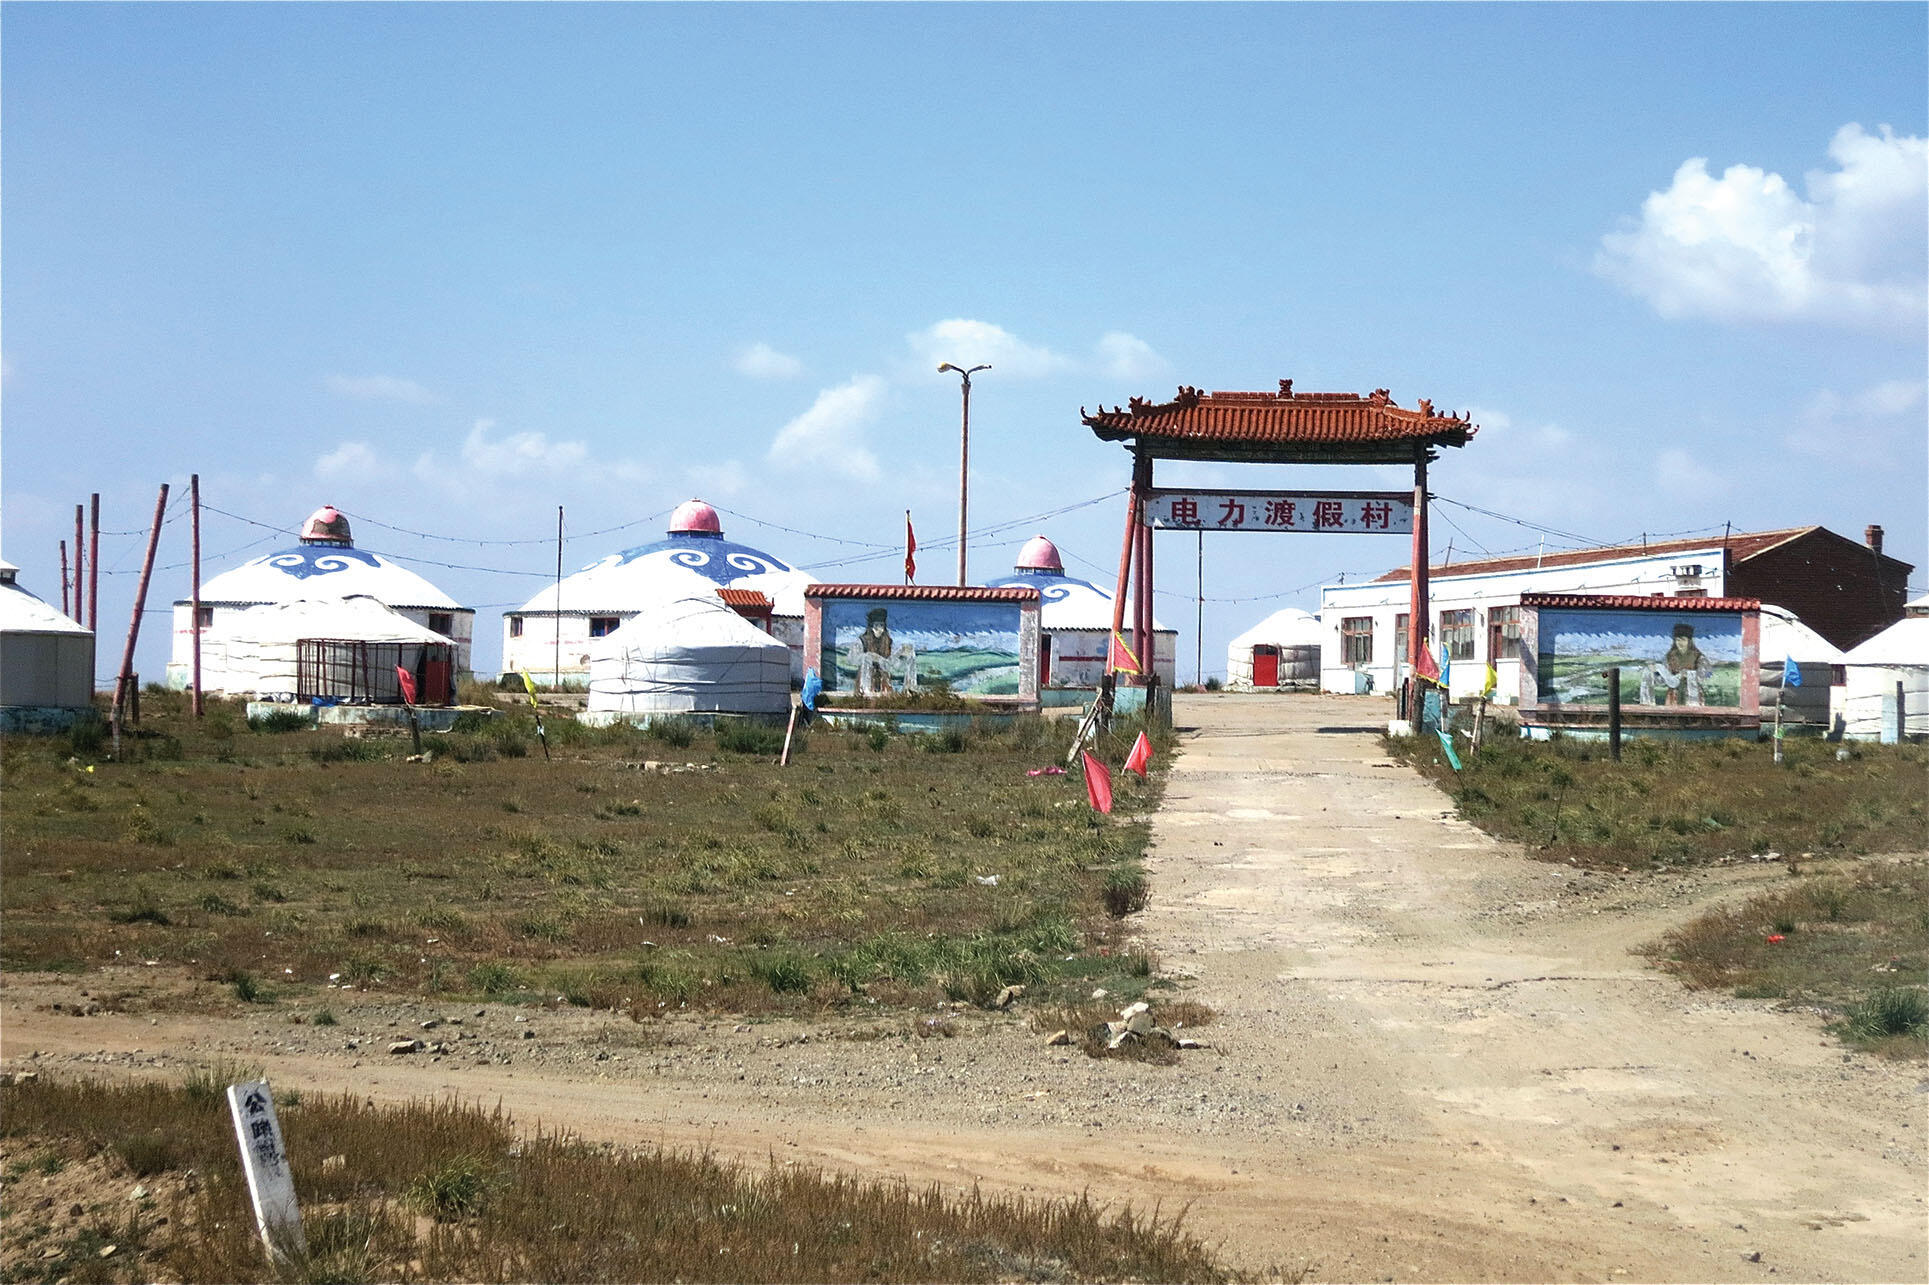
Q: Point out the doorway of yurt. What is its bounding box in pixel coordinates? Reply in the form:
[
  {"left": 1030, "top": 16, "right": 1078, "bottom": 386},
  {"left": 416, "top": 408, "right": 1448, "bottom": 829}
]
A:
[{"left": 1252, "top": 645, "right": 1279, "bottom": 688}]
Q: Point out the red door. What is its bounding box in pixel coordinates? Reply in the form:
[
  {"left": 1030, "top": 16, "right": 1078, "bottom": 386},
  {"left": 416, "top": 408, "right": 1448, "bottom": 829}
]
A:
[
  {"left": 1038, "top": 633, "right": 1053, "bottom": 686},
  {"left": 1252, "top": 645, "right": 1279, "bottom": 688}
]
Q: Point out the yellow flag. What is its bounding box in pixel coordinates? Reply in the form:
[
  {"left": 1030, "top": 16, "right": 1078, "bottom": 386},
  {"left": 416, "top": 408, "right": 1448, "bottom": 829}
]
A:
[
  {"left": 1480, "top": 663, "right": 1498, "bottom": 698},
  {"left": 519, "top": 671, "right": 540, "bottom": 708}
]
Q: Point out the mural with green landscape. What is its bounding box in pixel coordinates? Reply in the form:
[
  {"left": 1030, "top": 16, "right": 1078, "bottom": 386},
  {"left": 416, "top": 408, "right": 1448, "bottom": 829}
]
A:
[
  {"left": 1536, "top": 608, "right": 1744, "bottom": 707},
  {"left": 823, "top": 600, "right": 1023, "bottom": 697}
]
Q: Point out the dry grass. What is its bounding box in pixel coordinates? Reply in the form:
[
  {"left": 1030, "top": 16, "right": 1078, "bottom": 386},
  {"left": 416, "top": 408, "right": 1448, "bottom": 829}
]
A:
[
  {"left": 1, "top": 1076, "right": 1241, "bottom": 1283},
  {"left": 2, "top": 692, "right": 1175, "bottom": 1017},
  {"left": 1389, "top": 732, "right": 1928, "bottom": 870},
  {"left": 1648, "top": 862, "right": 1929, "bottom": 1057}
]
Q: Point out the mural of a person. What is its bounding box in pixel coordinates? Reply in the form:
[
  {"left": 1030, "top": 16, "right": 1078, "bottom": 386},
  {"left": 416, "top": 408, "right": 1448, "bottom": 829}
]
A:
[
  {"left": 1639, "top": 622, "right": 1714, "bottom": 705},
  {"left": 845, "top": 607, "right": 921, "bottom": 697}
]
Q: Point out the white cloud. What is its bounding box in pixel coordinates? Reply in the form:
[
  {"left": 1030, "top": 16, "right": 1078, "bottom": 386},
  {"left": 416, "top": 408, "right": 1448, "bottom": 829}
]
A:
[
  {"left": 1804, "top": 377, "right": 1926, "bottom": 422},
  {"left": 733, "top": 342, "right": 803, "bottom": 380},
  {"left": 907, "top": 320, "right": 1071, "bottom": 379},
  {"left": 1094, "top": 332, "right": 1167, "bottom": 380},
  {"left": 1652, "top": 447, "right": 1729, "bottom": 499},
  {"left": 767, "top": 376, "right": 885, "bottom": 481},
  {"left": 1596, "top": 124, "right": 1928, "bottom": 333},
  {"left": 441, "top": 419, "right": 590, "bottom": 479},
  {"left": 315, "top": 442, "right": 381, "bottom": 480},
  {"left": 325, "top": 374, "right": 438, "bottom": 404}
]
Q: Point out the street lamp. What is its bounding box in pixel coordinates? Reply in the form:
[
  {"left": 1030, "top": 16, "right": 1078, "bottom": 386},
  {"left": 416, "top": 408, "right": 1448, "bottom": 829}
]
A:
[{"left": 937, "top": 362, "right": 990, "bottom": 585}]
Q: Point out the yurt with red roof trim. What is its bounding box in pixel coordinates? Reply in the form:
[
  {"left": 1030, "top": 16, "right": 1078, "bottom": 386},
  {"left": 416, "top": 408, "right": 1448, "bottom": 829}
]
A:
[
  {"left": 503, "top": 499, "right": 815, "bottom": 688},
  {"left": 168, "top": 505, "right": 473, "bottom": 699}
]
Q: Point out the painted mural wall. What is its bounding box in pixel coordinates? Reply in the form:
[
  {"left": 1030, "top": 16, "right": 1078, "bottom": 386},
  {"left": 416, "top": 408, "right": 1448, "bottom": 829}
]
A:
[
  {"left": 1535, "top": 608, "right": 1746, "bottom": 707},
  {"left": 820, "top": 599, "right": 1026, "bottom": 697}
]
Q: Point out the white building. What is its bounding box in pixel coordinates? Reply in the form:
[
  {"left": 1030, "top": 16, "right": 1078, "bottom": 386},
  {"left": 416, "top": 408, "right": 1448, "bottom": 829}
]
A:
[
  {"left": 0, "top": 559, "right": 97, "bottom": 731},
  {"left": 504, "top": 500, "right": 814, "bottom": 687},
  {"left": 1317, "top": 526, "right": 1908, "bottom": 703},
  {"left": 1226, "top": 607, "right": 1324, "bottom": 690},
  {"left": 1839, "top": 597, "right": 1929, "bottom": 740},
  {"left": 170, "top": 505, "right": 473, "bottom": 695},
  {"left": 984, "top": 535, "right": 1176, "bottom": 688}
]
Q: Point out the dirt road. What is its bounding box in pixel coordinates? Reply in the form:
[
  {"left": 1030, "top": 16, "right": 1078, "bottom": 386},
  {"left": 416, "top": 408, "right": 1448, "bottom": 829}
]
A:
[{"left": 5, "top": 694, "right": 1924, "bottom": 1282}]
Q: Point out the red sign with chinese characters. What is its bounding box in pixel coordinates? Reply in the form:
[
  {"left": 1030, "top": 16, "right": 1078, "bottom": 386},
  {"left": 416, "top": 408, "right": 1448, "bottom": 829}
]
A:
[{"left": 1144, "top": 489, "right": 1413, "bottom": 534}]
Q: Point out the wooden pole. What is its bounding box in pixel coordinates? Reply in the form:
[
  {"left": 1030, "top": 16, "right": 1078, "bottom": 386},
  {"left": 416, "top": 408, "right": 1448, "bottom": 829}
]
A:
[
  {"left": 1141, "top": 457, "right": 1156, "bottom": 691},
  {"left": 1605, "top": 666, "right": 1622, "bottom": 762},
  {"left": 111, "top": 484, "right": 169, "bottom": 757},
  {"left": 1406, "top": 447, "right": 1431, "bottom": 719},
  {"left": 60, "top": 540, "right": 71, "bottom": 618},
  {"left": 191, "top": 474, "right": 204, "bottom": 717},
  {"left": 74, "top": 504, "right": 86, "bottom": 624},
  {"left": 1895, "top": 680, "right": 1906, "bottom": 744},
  {"left": 779, "top": 703, "right": 800, "bottom": 766},
  {"left": 89, "top": 493, "right": 100, "bottom": 633},
  {"left": 1772, "top": 688, "right": 1784, "bottom": 763},
  {"left": 1105, "top": 466, "right": 1142, "bottom": 702}
]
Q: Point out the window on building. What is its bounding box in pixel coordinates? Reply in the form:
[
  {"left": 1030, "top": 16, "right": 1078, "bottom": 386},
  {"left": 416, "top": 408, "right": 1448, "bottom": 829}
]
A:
[
  {"left": 588, "top": 616, "right": 621, "bottom": 638},
  {"left": 1394, "top": 614, "right": 1409, "bottom": 667},
  {"left": 509, "top": 616, "right": 524, "bottom": 638},
  {"left": 195, "top": 606, "right": 214, "bottom": 628},
  {"left": 428, "top": 612, "right": 453, "bottom": 636},
  {"left": 1341, "top": 616, "right": 1373, "bottom": 666},
  {"left": 1487, "top": 605, "right": 1523, "bottom": 663},
  {"left": 1440, "top": 608, "right": 1477, "bottom": 661}
]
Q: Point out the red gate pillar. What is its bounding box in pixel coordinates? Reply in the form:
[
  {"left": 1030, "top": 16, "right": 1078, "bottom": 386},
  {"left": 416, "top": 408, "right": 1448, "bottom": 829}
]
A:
[
  {"left": 1407, "top": 446, "right": 1431, "bottom": 696},
  {"left": 1131, "top": 453, "right": 1154, "bottom": 686}
]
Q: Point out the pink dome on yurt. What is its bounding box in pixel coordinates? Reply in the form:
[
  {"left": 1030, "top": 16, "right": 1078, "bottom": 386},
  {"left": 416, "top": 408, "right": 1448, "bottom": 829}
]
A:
[
  {"left": 299, "top": 506, "right": 352, "bottom": 545},
  {"left": 1015, "top": 534, "right": 1064, "bottom": 573},
  {"left": 669, "top": 499, "right": 723, "bottom": 536}
]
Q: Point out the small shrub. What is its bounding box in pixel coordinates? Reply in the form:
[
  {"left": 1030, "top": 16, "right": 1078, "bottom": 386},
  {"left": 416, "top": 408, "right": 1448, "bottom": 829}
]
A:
[
  {"left": 925, "top": 728, "right": 968, "bottom": 754},
  {"left": 716, "top": 721, "right": 784, "bottom": 756},
  {"left": 1846, "top": 987, "right": 1928, "bottom": 1042},
  {"left": 638, "top": 899, "right": 691, "bottom": 929},
  {"left": 229, "top": 969, "right": 267, "bottom": 1004},
  {"left": 644, "top": 717, "right": 696, "bottom": 749},
  {"left": 114, "top": 1131, "right": 182, "bottom": 1177},
  {"left": 312, "top": 1008, "right": 338, "bottom": 1027},
  {"left": 199, "top": 892, "right": 246, "bottom": 917},
  {"left": 182, "top": 1058, "right": 265, "bottom": 1104},
  {"left": 1203, "top": 676, "right": 1222, "bottom": 692},
  {"left": 248, "top": 709, "right": 312, "bottom": 734},
  {"left": 866, "top": 726, "right": 890, "bottom": 753},
  {"left": 468, "top": 961, "right": 522, "bottom": 995},
  {"left": 407, "top": 1156, "right": 501, "bottom": 1222},
  {"left": 1102, "top": 866, "right": 1150, "bottom": 917},
  {"left": 109, "top": 886, "right": 170, "bottom": 926},
  {"left": 752, "top": 952, "right": 814, "bottom": 994}
]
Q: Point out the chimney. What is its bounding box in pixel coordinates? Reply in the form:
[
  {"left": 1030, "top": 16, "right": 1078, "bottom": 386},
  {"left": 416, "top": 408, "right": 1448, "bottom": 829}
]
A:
[{"left": 1865, "top": 524, "right": 1884, "bottom": 558}]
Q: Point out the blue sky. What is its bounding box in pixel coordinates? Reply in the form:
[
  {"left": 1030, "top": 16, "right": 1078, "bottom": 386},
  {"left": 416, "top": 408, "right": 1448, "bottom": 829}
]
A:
[{"left": 4, "top": 3, "right": 1924, "bottom": 683}]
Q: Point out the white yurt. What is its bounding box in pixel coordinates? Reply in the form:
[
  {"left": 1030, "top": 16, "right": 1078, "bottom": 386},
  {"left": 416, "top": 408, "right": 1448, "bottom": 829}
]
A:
[
  {"left": 170, "top": 505, "right": 473, "bottom": 692},
  {"left": 1838, "top": 600, "right": 1929, "bottom": 740},
  {"left": 210, "top": 596, "right": 457, "bottom": 705},
  {"left": 1756, "top": 604, "right": 1846, "bottom": 726},
  {"left": 1229, "top": 607, "right": 1323, "bottom": 689},
  {"left": 584, "top": 594, "right": 791, "bottom": 718},
  {"left": 504, "top": 500, "right": 815, "bottom": 687},
  {"left": 0, "top": 559, "right": 97, "bottom": 731},
  {"left": 984, "top": 535, "right": 1176, "bottom": 687}
]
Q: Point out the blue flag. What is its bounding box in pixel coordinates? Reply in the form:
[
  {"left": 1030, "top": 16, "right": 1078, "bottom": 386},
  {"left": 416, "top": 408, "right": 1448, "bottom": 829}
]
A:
[
  {"left": 1782, "top": 655, "right": 1802, "bottom": 689},
  {"left": 801, "top": 668, "right": 823, "bottom": 711}
]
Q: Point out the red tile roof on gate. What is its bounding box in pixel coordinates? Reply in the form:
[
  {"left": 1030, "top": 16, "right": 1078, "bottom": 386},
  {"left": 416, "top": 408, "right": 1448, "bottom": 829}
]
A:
[
  {"left": 804, "top": 583, "right": 1039, "bottom": 602},
  {"left": 715, "top": 588, "right": 773, "bottom": 611},
  {"left": 1520, "top": 593, "right": 1762, "bottom": 612},
  {"left": 1371, "top": 527, "right": 1816, "bottom": 583},
  {"left": 1082, "top": 381, "right": 1476, "bottom": 455}
]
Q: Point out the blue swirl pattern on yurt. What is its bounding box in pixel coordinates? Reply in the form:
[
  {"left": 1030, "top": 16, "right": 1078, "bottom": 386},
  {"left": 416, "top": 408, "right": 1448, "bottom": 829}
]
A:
[{"left": 258, "top": 547, "right": 384, "bottom": 580}]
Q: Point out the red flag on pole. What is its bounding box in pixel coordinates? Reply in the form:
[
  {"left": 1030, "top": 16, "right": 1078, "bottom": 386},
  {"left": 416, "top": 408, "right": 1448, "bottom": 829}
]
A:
[
  {"left": 1124, "top": 731, "right": 1153, "bottom": 778},
  {"left": 905, "top": 511, "right": 917, "bottom": 584},
  {"left": 1081, "top": 750, "right": 1113, "bottom": 814},
  {"left": 1413, "top": 638, "right": 1441, "bottom": 683},
  {"left": 394, "top": 665, "right": 417, "bottom": 706}
]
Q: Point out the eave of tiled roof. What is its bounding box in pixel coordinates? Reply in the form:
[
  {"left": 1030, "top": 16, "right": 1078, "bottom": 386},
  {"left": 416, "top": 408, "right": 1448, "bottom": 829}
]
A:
[
  {"left": 1520, "top": 593, "right": 1762, "bottom": 612},
  {"left": 804, "top": 584, "right": 1039, "bottom": 603},
  {"left": 1082, "top": 381, "right": 1475, "bottom": 462},
  {"left": 1371, "top": 527, "right": 1819, "bottom": 584},
  {"left": 715, "top": 588, "right": 774, "bottom": 610}
]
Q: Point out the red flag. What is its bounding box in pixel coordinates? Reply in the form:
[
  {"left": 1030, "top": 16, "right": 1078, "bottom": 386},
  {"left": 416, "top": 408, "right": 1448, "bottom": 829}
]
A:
[
  {"left": 904, "top": 511, "right": 917, "bottom": 584},
  {"left": 1124, "top": 731, "right": 1153, "bottom": 778},
  {"left": 1081, "top": 750, "right": 1113, "bottom": 814},
  {"left": 1108, "top": 631, "right": 1142, "bottom": 675},
  {"left": 394, "top": 665, "right": 417, "bottom": 706},
  {"left": 1413, "top": 639, "right": 1441, "bottom": 683}
]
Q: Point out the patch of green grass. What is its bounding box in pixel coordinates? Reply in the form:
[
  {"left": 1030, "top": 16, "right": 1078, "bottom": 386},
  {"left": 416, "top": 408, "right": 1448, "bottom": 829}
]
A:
[{"left": 1844, "top": 987, "right": 1928, "bottom": 1044}]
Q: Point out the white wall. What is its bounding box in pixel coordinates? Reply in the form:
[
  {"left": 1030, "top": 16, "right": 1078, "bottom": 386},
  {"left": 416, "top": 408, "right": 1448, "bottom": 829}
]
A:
[{"left": 1317, "top": 546, "right": 1730, "bottom": 703}]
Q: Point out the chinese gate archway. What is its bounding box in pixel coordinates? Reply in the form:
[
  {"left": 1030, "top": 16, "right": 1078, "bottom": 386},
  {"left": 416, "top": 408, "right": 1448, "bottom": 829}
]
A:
[{"left": 1081, "top": 380, "right": 1477, "bottom": 719}]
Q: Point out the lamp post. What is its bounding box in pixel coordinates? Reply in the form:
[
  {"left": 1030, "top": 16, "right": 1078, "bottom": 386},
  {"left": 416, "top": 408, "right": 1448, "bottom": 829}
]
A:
[{"left": 937, "top": 362, "right": 990, "bottom": 585}]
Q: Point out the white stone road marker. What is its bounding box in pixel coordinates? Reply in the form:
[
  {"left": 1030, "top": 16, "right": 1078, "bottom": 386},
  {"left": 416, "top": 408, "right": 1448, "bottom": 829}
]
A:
[{"left": 225, "top": 1079, "right": 306, "bottom": 1261}]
